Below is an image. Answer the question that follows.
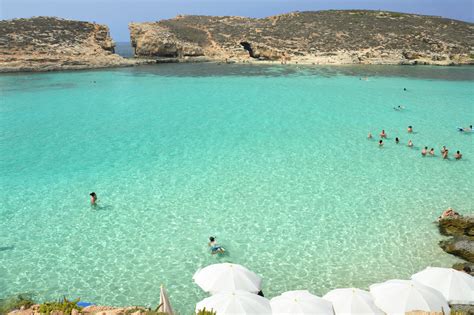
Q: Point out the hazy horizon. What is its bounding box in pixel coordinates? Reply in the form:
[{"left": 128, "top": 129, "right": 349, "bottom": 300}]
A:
[{"left": 1, "top": 0, "right": 473, "bottom": 41}]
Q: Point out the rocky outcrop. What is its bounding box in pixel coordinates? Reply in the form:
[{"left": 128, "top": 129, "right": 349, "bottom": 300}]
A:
[
  {"left": 0, "top": 17, "right": 146, "bottom": 72},
  {"left": 440, "top": 236, "right": 474, "bottom": 262},
  {"left": 129, "top": 10, "right": 474, "bottom": 65},
  {"left": 439, "top": 215, "right": 474, "bottom": 237},
  {"left": 438, "top": 215, "right": 474, "bottom": 262}
]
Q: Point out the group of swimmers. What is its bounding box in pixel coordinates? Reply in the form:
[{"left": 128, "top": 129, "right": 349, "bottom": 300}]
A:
[
  {"left": 367, "top": 126, "right": 463, "bottom": 160},
  {"left": 457, "top": 125, "right": 473, "bottom": 132}
]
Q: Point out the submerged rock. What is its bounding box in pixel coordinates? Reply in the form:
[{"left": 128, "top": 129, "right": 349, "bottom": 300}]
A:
[{"left": 440, "top": 236, "right": 474, "bottom": 262}]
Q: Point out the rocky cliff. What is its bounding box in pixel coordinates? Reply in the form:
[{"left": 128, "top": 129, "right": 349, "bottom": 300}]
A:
[
  {"left": 0, "top": 17, "right": 141, "bottom": 72},
  {"left": 129, "top": 10, "right": 474, "bottom": 65}
]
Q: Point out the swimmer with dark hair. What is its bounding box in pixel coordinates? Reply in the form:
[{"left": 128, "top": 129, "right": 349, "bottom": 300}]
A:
[
  {"left": 421, "top": 147, "right": 428, "bottom": 156},
  {"left": 208, "top": 236, "right": 225, "bottom": 254},
  {"left": 90, "top": 192, "right": 97, "bottom": 205}
]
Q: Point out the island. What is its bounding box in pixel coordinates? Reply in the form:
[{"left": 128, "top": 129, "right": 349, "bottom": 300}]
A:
[
  {"left": 129, "top": 10, "right": 474, "bottom": 65},
  {"left": 0, "top": 17, "right": 145, "bottom": 72}
]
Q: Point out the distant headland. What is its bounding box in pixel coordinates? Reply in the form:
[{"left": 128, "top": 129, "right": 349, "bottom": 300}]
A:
[{"left": 1, "top": 10, "right": 474, "bottom": 72}]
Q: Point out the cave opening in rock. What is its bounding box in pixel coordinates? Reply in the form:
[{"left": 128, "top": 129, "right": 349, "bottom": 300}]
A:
[{"left": 240, "top": 41, "right": 255, "bottom": 58}]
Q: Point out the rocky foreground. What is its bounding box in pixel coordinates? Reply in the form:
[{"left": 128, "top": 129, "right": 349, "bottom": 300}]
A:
[
  {"left": 438, "top": 214, "right": 474, "bottom": 263},
  {"left": 0, "top": 17, "right": 146, "bottom": 72},
  {"left": 129, "top": 10, "right": 474, "bottom": 65}
]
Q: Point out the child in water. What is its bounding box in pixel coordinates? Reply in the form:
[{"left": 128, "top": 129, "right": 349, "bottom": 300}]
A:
[
  {"left": 90, "top": 192, "right": 97, "bottom": 206},
  {"left": 208, "top": 236, "right": 225, "bottom": 255}
]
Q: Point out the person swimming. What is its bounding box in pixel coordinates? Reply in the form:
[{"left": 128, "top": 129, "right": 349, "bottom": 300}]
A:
[
  {"left": 429, "top": 148, "right": 435, "bottom": 156},
  {"left": 379, "top": 139, "right": 384, "bottom": 147},
  {"left": 441, "top": 146, "right": 447, "bottom": 154},
  {"left": 408, "top": 140, "right": 413, "bottom": 147},
  {"left": 421, "top": 147, "right": 428, "bottom": 156},
  {"left": 380, "top": 130, "right": 387, "bottom": 138},
  {"left": 443, "top": 149, "right": 449, "bottom": 159},
  {"left": 407, "top": 126, "right": 413, "bottom": 133},
  {"left": 458, "top": 125, "right": 472, "bottom": 132},
  {"left": 455, "top": 150, "right": 462, "bottom": 160},
  {"left": 90, "top": 192, "right": 97, "bottom": 205},
  {"left": 208, "top": 236, "right": 225, "bottom": 254},
  {"left": 395, "top": 137, "right": 400, "bottom": 144}
]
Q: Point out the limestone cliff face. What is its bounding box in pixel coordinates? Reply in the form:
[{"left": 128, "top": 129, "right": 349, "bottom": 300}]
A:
[
  {"left": 129, "top": 10, "right": 474, "bottom": 65},
  {"left": 0, "top": 17, "right": 139, "bottom": 72}
]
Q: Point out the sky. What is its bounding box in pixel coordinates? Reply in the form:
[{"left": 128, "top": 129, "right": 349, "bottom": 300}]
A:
[{"left": 1, "top": 0, "right": 473, "bottom": 41}]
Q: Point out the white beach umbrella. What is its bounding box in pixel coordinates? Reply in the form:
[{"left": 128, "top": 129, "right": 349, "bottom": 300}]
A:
[
  {"left": 270, "top": 290, "right": 334, "bottom": 315},
  {"left": 156, "top": 285, "right": 174, "bottom": 315},
  {"left": 323, "top": 288, "right": 383, "bottom": 315},
  {"left": 193, "top": 263, "right": 262, "bottom": 294},
  {"left": 195, "top": 290, "right": 272, "bottom": 315},
  {"left": 411, "top": 267, "right": 474, "bottom": 305},
  {"left": 369, "top": 279, "right": 450, "bottom": 315}
]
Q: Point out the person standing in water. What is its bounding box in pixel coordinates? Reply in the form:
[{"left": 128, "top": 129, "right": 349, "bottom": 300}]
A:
[
  {"left": 395, "top": 137, "right": 400, "bottom": 144},
  {"left": 455, "top": 151, "right": 462, "bottom": 160},
  {"left": 379, "top": 140, "right": 384, "bottom": 147},
  {"left": 421, "top": 147, "right": 428, "bottom": 156},
  {"left": 429, "top": 148, "right": 435, "bottom": 156},
  {"left": 443, "top": 149, "right": 449, "bottom": 159},
  {"left": 380, "top": 130, "right": 387, "bottom": 138},
  {"left": 90, "top": 192, "right": 97, "bottom": 206},
  {"left": 407, "top": 126, "right": 413, "bottom": 133},
  {"left": 408, "top": 140, "right": 413, "bottom": 147}
]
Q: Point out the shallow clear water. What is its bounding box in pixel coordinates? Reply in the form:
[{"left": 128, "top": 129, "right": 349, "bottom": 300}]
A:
[{"left": 1, "top": 64, "right": 473, "bottom": 313}]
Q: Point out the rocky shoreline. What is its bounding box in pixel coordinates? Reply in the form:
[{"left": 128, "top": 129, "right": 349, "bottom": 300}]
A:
[
  {"left": 129, "top": 10, "right": 474, "bottom": 66},
  {"left": 438, "top": 214, "right": 474, "bottom": 264},
  {"left": 1, "top": 11, "right": 473, "bottom": 73}
]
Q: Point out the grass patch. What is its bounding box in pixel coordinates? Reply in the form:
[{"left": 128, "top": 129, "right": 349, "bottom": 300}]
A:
[{"left": 38, "top": 297, "right": 82, "bottom": 315}]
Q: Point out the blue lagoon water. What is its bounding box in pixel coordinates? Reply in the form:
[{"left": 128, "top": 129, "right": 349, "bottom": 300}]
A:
[{"left": 0, "top": 64, "right": 473, "bottom": 313}]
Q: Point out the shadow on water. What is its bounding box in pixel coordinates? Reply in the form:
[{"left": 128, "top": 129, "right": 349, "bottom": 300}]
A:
[
  {"left": 0, "top": 246, "right": 14, "bottom": 252},
  {"left": 91, "top": 204, "right": 114, "bottom": 211},
  {"left": 114, "top": 63, "right": 474, "bottom": 81}
]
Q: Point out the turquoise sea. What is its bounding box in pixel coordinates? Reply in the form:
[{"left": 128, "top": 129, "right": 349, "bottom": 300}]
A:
[{"left": 0, "top": 64, "right": 473, "bottom": 313}]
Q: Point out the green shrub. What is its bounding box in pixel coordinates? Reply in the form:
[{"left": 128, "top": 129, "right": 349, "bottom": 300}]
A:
[
  {"left": 38, "top": 297, "right": 81, "bottom": 315},
  {"left": 0, "top": 293, "right": 35, "bottom": 314},
  {"left": 196, "top": 307, "right": 217, "bottom": 315}
]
